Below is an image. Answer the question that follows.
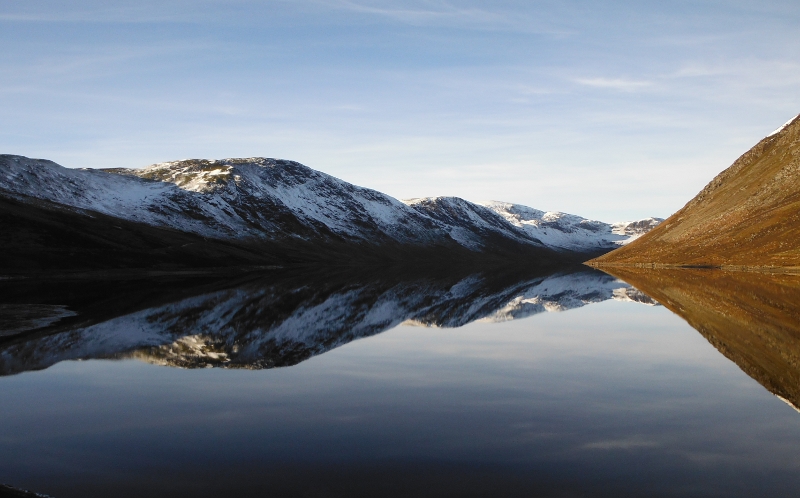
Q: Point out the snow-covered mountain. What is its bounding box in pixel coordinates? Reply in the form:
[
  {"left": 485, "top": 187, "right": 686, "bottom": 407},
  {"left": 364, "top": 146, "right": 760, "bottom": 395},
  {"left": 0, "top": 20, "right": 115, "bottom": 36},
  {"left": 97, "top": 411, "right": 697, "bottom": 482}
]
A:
[
  {"left": 0, "top": 268, "right": 658, "bottom": 375},
  {"left": 480, "top": 201, "right": 663, "bottom": 252},
  {"left": 402, "top": 196, "right": 544, "bottom": 251},
  {"left": 0, "top": 154, "right": 661, "bottom": 267},
  {"left": 0, "top": 155, "right": 449, "bottom": 245}
]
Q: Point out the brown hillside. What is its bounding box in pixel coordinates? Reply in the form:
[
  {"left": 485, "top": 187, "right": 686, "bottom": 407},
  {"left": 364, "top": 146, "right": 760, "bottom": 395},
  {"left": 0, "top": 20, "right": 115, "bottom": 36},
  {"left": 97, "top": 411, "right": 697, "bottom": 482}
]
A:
[
  {"left": 601, "top": 267, "right": 800, "bottom": 410},
  {"left": 590, "top": 114, "right": 800, "bottom": 268}
]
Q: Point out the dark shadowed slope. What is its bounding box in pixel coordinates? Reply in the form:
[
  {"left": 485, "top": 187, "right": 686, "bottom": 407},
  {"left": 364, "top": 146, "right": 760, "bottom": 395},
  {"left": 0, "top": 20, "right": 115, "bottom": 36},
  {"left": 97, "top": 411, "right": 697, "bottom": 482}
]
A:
[
  {"left": 0, "top": 195, "right": 281, "bottom": 272},
  {"left": 601, "top": 267, "right": 800, "bottom": 410},
  {"left": 589, "top": 114, "right": 800, "bottom": 269}
]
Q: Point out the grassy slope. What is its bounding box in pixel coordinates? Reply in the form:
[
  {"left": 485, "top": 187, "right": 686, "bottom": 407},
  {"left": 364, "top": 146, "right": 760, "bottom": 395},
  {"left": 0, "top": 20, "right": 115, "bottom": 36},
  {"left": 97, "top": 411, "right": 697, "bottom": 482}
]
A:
[{"left": 590, "top": 114, "right": 800, "bottom": 267}]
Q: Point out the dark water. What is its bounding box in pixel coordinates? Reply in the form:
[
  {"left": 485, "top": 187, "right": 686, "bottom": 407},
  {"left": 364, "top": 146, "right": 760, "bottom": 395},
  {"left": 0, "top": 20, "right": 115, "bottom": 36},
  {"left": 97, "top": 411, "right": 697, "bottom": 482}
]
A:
[{"left": 1, "top": 266, "right": 799, "bottom": 497}]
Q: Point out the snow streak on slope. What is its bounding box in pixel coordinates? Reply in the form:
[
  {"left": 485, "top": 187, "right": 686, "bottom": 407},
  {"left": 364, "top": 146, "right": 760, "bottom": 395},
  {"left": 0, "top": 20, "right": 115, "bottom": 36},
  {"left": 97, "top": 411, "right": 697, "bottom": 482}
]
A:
[
  {"left": 130, "top": 158, "right": 449, "bottom": 244},
  {"left": 480, "top": 201, "right": 663, "bottom": 252},
  {"left": 402, "top": 197, "right": 544, "bottom": 250},
  {"left": 0, "top": 155, "right": 228, "bottom": 237},
  {"left": 768, "top": 114, "right": 800, "bottom": 137},
  {"left": 0, "top": 155, "right": 448, "bottom": 245}
]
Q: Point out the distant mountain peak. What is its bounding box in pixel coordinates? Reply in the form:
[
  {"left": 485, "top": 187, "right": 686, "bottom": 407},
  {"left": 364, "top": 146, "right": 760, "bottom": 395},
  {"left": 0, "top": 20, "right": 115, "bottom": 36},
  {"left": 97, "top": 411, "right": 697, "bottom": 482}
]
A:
[
  {"left": 479, "top": 200, "right": 662, "bottom": 251},
  {"left": 132, "top": 157, "right": 320, "bottom": 193}
]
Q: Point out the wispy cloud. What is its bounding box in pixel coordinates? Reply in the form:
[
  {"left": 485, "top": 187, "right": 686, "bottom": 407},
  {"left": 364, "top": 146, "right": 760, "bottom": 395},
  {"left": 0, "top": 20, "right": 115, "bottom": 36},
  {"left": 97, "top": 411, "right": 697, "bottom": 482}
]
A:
[
  {"left": 0, "top": 41, "right": 213, "bottom": 87},
  {"left": 574, "top": 77, "right": 654, "bottom": 91},
  {"left": 0, "top": 4, "right": 185, "bottom": 23},
  {"left": 584, "top": 438, "right": 660, "bottom": 450},
  {"left": 672, "top": 63, "right": 728, "bottom": 78},
  {"left": 310, "top": 0, "right": 574, "bottom": 35},
  {"left": 672, "top": 60, "right": 800, "bottom": 82},
  {"left": 0, "top": 1, "right": 274, "bottom": 24},
  {"left": 0, "top": 0, "right": 576, "bottom": 36},
  {"left": 324, "top": 0, "right": 499, "bottom": 25}
]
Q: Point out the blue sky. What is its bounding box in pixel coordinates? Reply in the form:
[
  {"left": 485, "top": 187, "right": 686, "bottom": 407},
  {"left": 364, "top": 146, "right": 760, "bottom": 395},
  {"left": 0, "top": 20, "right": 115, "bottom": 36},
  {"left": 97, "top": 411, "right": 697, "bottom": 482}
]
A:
[{"left": 2, "top": 0, "right": 799, "bottom": 220}]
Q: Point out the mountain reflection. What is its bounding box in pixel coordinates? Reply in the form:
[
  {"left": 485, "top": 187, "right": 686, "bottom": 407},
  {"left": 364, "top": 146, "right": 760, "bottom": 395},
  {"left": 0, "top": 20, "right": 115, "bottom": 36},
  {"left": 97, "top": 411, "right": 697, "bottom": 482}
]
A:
[
  {"left": 0, "top": 266, "right": 654, "bottom": 375},
  {"left": 601, "top": 267, "right": 800, "bottom": 410}
]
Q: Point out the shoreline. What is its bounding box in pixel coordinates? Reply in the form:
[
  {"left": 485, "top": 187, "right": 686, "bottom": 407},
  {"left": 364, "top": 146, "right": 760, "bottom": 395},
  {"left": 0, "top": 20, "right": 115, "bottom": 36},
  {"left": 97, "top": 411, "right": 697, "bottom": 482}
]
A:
[{"left": 584, "top": 262, "right": 800, "bottom": 275}]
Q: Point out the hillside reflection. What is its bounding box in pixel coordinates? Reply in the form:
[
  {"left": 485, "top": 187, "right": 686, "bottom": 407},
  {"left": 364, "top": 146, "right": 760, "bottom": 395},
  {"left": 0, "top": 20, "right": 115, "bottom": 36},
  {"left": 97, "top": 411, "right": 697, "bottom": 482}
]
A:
[
  {"left": 602, "top": 267, "right": 800, "bottom": 410},
  {"left": 0, "top": 266, "right": 654, "bottom": 375}
]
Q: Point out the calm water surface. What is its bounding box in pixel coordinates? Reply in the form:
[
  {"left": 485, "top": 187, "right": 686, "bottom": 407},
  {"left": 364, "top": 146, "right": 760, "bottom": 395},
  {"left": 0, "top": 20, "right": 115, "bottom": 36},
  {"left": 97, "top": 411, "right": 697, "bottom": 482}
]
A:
[{"left": 0, "top": 267, "right": 799, "bottom": 497}]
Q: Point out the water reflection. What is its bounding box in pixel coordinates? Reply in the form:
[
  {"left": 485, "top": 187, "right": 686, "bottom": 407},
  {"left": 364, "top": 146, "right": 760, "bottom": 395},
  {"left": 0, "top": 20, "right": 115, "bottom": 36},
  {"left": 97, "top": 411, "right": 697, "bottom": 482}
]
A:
[
  {"left": 602, "top": 267, "right": 800, "bottom": 410},
  {"left": 4, "top": 267, "right": 800, "bottom": 497},
  {"left": 0, "top": 266, "right": 654, "bottom": 375}
]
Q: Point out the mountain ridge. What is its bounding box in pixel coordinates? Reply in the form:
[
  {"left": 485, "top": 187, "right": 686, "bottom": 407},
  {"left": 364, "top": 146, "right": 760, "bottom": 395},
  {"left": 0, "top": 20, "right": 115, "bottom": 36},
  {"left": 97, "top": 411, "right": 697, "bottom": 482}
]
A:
[{"left": 0, "top": 154, "right": 661, "bottom": 272}]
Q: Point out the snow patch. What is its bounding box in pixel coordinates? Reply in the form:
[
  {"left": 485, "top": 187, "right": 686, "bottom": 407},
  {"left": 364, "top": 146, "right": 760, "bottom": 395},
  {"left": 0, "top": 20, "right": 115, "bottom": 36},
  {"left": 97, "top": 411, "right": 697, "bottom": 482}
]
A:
[{"left": 768, "top": 114, "right": 800, "bottom": 138}]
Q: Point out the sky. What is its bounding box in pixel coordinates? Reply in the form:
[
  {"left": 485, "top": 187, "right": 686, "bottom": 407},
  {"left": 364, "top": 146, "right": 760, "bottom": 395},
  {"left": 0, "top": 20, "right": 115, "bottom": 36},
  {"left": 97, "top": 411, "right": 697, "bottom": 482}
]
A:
[{"left": 2, "top": 0, "right": 799, "bottom": 221}]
